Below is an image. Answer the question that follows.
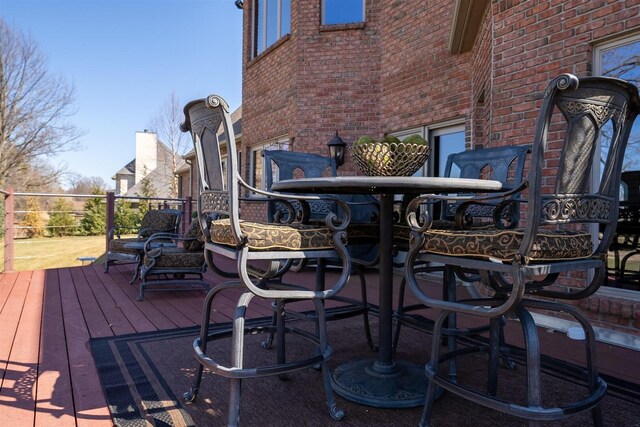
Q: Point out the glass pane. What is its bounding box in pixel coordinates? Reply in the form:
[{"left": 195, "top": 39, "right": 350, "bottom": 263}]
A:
[
  {"left": 266, "top": 0, "right": 278, "bottom": 48},
  {"left": 323, "top": 0, "right": 363, "bottom": 25},
  {"left": 281, "top": 0, "right": 291, "bottom": 37},
  {"left": 434, "top": 131, "right": 465, "bottom": 177},
  {"left": 255, "top": 0, "right": 265, "bottom": 55},
  {"left": 599, "top": 38, "right": 640, "bottom": 172}
]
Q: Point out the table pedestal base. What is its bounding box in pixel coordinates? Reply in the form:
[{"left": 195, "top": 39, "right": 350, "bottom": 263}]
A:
[{"left": 331, "top": 358, "right": 426, "bottom": 408}]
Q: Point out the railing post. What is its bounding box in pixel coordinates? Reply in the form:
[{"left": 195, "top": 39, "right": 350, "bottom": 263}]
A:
[
  {"left": 186, "top": 196, "right": 193, "bottom": 229},
  {"left": 106, "top": 191, "right": 115, "bottom": 254},
  {"left": 3, "top": 189, "right": 14, "bottom": 272}
]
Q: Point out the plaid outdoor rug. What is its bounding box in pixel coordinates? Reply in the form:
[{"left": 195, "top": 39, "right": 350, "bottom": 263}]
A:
[{"left": 91, "top": 315, "right": 640, "bottom": 426}]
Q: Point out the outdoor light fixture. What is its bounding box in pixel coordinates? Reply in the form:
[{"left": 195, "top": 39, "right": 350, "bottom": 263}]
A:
[
  {"left": 234, "top": 0, "right": 244, "bottom": 9},
  {"left": 327, "top": 131, "right": 347, "bottom": 167}
]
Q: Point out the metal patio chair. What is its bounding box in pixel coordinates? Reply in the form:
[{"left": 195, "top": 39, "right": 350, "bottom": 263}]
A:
[
  {"left": 262, "top": 149, "right": 379, "bottom": 350},
  {"left": 104, "top": 208, "right": 182, "bottom": 273},
  {"left": 393, "top": 144, "right": 531, "bottom": 350},
  {"left": 180, "top": 95, "right": 352, "bottom": 425},
  {"left": 137, "top": 219, "right": 209, "bottom": 301},
  {"left": 404, "top": 74, "right": 640, "bottom": 426}
]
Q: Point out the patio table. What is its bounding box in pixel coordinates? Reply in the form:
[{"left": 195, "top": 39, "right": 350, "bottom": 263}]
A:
[{"left": 272, "top": 175, "right": 503, "bottom": 408}]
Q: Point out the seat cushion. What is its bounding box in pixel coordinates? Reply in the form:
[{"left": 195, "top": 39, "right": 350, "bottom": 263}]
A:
[
  {"left": 210, "top": 218, "right": 335, "bottom": 250},
  {"left": 109, "top": 237, "right": 146, "bottom": 254},
  {"left": 143, "top": 247, "right": 205, "bottom": 268},
  {"left": 139, "top": 210, "right": 179, "bottom": 237},
  {"left": 183, "top": 220, "right": 205, "bottom": 252},
  {"left": 347, "top": 223, "right": 380, "bottom": 244},
  {"left": 419, "top": 227, "right": 593, "bottom": 262}
]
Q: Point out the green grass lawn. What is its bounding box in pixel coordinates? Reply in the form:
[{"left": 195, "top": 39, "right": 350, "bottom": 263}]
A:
[{"left": 1, "top": 235, "right": 109, "bottom": 271}]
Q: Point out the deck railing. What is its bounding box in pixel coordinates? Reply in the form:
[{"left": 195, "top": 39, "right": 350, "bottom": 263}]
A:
[{"left": 1, "top": 189, "right": 193, "bottom": 272}]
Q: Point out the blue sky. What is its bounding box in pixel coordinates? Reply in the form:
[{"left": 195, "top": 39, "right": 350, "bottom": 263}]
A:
[{"left": 1, "top": 0, "right": 243, "bottom": 189}]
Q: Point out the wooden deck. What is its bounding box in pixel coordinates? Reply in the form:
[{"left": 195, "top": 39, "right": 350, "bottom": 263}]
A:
[{"left": 0, "top": 262, "right": 639, "bottom": 426}]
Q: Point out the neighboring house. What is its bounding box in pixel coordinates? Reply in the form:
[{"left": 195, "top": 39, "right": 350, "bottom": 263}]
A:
[
  {"left": 113, "top": 129, "right": 186, "bottom": 199},
  {"left": 231, "top": 1, "right": 640, "bottom": 344}
]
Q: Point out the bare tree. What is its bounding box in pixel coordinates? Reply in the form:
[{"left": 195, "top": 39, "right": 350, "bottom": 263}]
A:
[
  {"left": 0, "top": 18, "right": 84, "bottom": 189},
  {"left": 147, "top": 91, "right": 189, "bottom": 198},
  {"left": 65, "top": 174, "right": 108, "bottom": 194}
]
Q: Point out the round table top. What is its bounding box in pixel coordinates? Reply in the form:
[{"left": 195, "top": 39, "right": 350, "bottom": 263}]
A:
[{"left": 271, "top": 176, "right": 504, "bottom": 194}]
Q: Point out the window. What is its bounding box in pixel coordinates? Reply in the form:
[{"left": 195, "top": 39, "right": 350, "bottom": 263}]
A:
[
  {"left": 594, "top": 34, "right": 640, "bottom": 294},
  {"left": 594, "top": 33, "right": 640, "bottom": 174},
  {"left": 391, "top": 123, "right": 465, "bottom": 178},
  {"left": 249, "top": 137, "right": 290, "bottom": 191},
  {"left": 253, "top": 0, "right": 291, "bottom": 56},
  {"left": 430, "top": 125, "right": 466, "bottom": 177},
  {"left": 321, "top": 0, "right": 364, "bottom": 25}
]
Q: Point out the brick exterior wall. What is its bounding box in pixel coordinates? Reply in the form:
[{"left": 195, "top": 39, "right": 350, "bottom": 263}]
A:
[
  {"left": 379, "top": 1, "right": 472, "bottom": 135},
  {"left": 239, "top": 0, "right": 640, "bottom": 337}
]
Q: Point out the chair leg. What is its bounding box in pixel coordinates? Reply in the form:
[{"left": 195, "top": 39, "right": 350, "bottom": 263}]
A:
[
  {"left": 443, "top": 266, "right": 458, "bottom": 382},
  {"left": 312, "top": 298, "right": 345, "bottom": 421},
  {"left": 420, "top": 310, "right": 449, "bottom": 427},
  {"left": 184, "top": 282, "right": 239, "bottom": 403},
  {"left": 226, "top": 292, "right": 253, "bottom": 427},
  {"left": 487, "top": 316, "right": 502, "bottom": 396},
  {"left": 356, "top": 265, "right": 376, "bottom": 351},
  {"left": 275, "top": 298, "right": 290, "bottom": 380},
  {"left": 515, "top": 305, "right": 542, "bottom": 427},
  {"left": 392, "top": 277, "right": 406, "bottom": 353}
]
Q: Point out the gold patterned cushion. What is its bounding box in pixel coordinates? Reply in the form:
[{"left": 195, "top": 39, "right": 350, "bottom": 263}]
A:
[
  {"left": 183, "top": 220, "right": 205, "bottom": 252},
  {"left": 139, "top": 210, "right": 178, "bottom": 237},
  {"left": 394, "top": 221, "right": 500, "bottom": 251},
  {"left": 210, "top": 218, "right": 335, "bottom": 250},
  {"left": 419, "top": 227, "right": 593, "bottom": 262},
  {"left": 347, "top": 223, "right": 379, "bottom": 244},
  {"left": 143, "top": 247, "right": 205, "bottom": 268},
  {"left": 109, "top": 237, "right": 145, "bottom": 254}
]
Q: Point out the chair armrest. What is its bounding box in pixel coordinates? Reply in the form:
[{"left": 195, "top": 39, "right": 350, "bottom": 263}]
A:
[
  {"left": 405, "top": 180, "right": 529, "bottom": 230},
  {"left": 240, "top": 180, "right": 352, "bottom": 230},
  {"left": 143, "top": 232, "right": 181, "bottom": 253}
]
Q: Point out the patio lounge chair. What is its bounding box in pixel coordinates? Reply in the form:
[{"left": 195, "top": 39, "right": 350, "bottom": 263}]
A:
[
  {"left": 104, "top": 208, "right": 182, "bottom": 273},
  {"left": 404, "top": 74, "right": 640, "bottom": 425},
  {"left": 137, "top": 219, "right": 209, "bottom": 301},
  {"left": 181, "top": 94, "right": 352, "bottom": 425}
]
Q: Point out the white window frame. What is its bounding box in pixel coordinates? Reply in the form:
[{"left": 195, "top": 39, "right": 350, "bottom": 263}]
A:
[
  {"left": 248, "top": 136, "right": 290, "bottom": 192},
  {"left": 253, "top": 0, "right": 290, "bottom": 57},
  {"left": 390, "top": 120, "right": 466, "bottom": 178},
  {"left": 321, "top": 0, "right": 365, "bottom": 25},
  {"left": 593, "top": 32, "right": 640, "bottom": 299},
  {"left": 428, "top": 122, "right": 466, "bottom": 177}
]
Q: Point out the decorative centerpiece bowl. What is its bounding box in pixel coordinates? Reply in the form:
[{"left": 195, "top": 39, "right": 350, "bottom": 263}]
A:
[{"left": 349, "top": 135, "right": 431, "bottom": 176}]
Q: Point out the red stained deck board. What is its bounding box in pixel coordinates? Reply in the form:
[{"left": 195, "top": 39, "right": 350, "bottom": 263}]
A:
[
  {"left": 0, "top": 270, "right": 19, "bottom": 313},
  {"left": 70, "top": 267, "right": 136, "bottom": 336},
  {"left": 0, "top": 270, "right": 33, "bottom": 392},
  {"left": 0, "top": 269, "right": 44, "bottom": 427},
  {"left": 108, "top": 265, "right": 182, "bottom": 330},
  {"left": 57, "top": 268, "right": 111, "bottom": 424},
  {"left": 34, "top": 269, "right": 76, "bottom": 427},
  {"left": 87, "top": 264, "right": 157, "bottom": 333},
  {"left": 60, "top": 267, "right": 112, "bottom": 339}
]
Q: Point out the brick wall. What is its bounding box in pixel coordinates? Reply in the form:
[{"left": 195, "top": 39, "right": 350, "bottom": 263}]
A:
[
  {"left": 239, "top": 0, "right": 640, "bottom": 336},
  {"left": 378, "top": 1, "right": 472, "bottom": 135}
]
